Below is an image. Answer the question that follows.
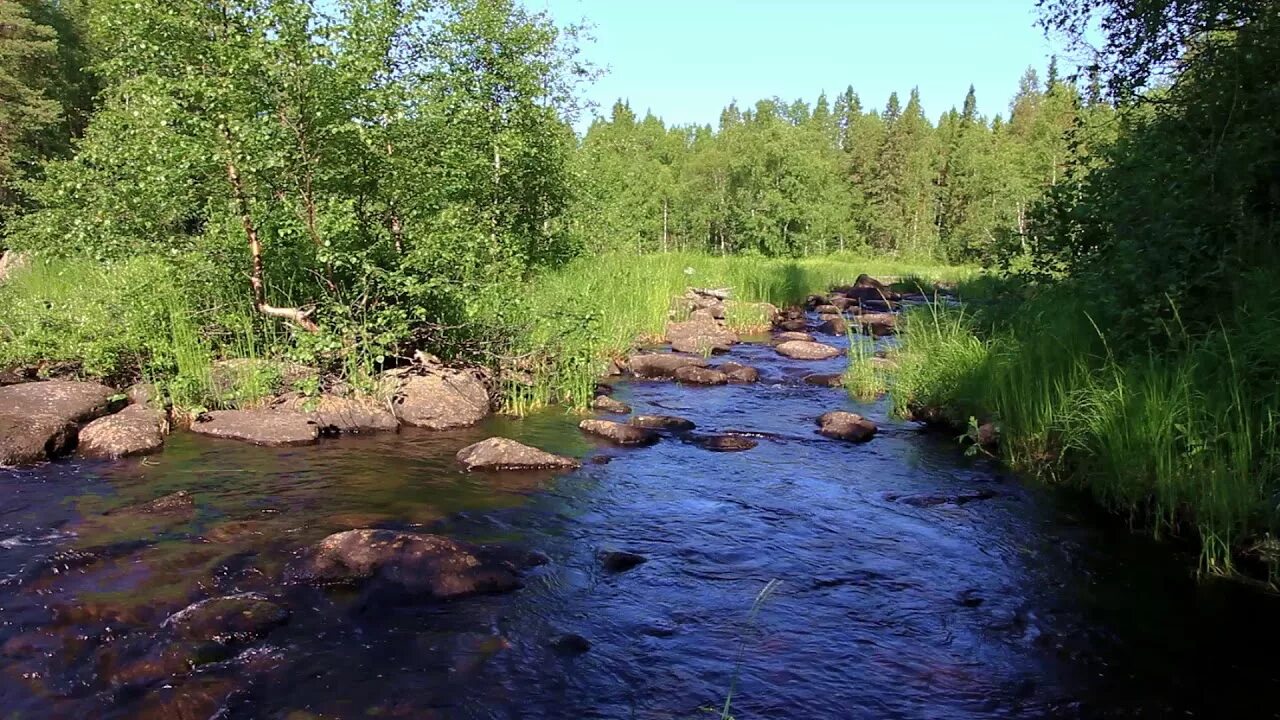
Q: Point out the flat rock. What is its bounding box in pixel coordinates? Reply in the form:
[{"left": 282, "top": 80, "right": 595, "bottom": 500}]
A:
[
  {"left": 817, "top": 411, "right": 878, "bottom": 443},
  {"left": 0, "top": 412, "right": 75, "bottom": 466},
  {"left": 776, "top": 340, "right": 841, "bottom": 360},
  {"left": 579, "top": 419, "right": 659, "bottom": 446},
  {"left": 693, "top": 435, "right": 758, "bottom": 452},
  {"left": 456, "top": 437, "right": 580, "bottom": 471},
  {"left": 599, "top": 550, "right": 647, "bottom": 573},
  {"left": 718, "top": 362, "right": 759, "bottom": 383},
  {"left": 162, "top": 593, "right": 289, "bottom": 644},
  {"left": 393, "top": 370, "right": 490, "bottom": 429},
  {"left": 275, "top": 394, "right": 399, "bottom": 434},
  {"left": 190, "top": 409, "right": 319, "bottom": 446},
  {"left": 0, "top": 379, "right": 119, "bottom": 424},
  {"left": 773, "top": 331, "right": 815, "bottom": 343},
  {"left": 626, "top": 353, "right": 709, "bottom": 379},
  {"left": 629, "top": 414, "right": 696, "bottom": 431},
  {"left": 591, "top": 395, "right": 631, "bottom": 414},
  {"left": 78, "top": 405, "right": 169, "bottom": 459},
  {"left": 674, "top": 365, "right": 728, "bottom": 385},
  {"left": 285, "top": 528, "right": 524, "bottom": 599}
]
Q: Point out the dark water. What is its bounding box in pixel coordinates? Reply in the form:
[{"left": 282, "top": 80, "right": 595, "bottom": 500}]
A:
[{"left": 3, "top": 329, "right": 1280, "bottom": 719}]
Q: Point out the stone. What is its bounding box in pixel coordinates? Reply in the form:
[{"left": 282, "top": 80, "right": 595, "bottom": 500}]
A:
[
  {"left": 393, "top": 370, "right": 490, "bottom": 429},
  {"left": 775, "top": 340, "right": 842, "bottom": 360},
  {"left": 693, "top": 435, "right": 758, "bottom": 452},
  {"left": 0, "top": 413, "right": 75, "bottom": 466},
  {"left": 802, "top": 373, "right": 845, "bottom": 388},
  {"left": 275, "top": 394, "right": 399, "bottom": 434},
  {"left": 0, "top": 379, "right": 119, "bottom": 424},
  {"left": 189, "top": 409, "right": 319, "bottom": 446},
  {"left": 77, "top": 405, "right": 169, "bottom": 459},
  {"left": 773, "top": 331, "right": 816, "bottom": 343},
  {"left": 816, "top": 411, "right": 878, "bottom": 443},
  {"left": 673, "top": 365, "right": 728, "bottom": 385},
  {"left": 110, "top": 490, "right": 196, "bottom": 517},
  {"left": 804, "top": 294, "right": 830, "bottom": 309},
  {"left": 550, "top": 633, "right": 591, "bottom": 654},
  {"left": 599, "top": 550, "right": 647, "bottom": 573},
  {"left": 718, "top": 362, "right": 759, "bottom": 383},
  {"left": 776, "top": 318, "right": 808, "bottom": 332},
  {"left": 591, "top": 395, "right": 631, "bottom": 414},
  {"left": 629, "top": 414, "right": 696, "bottom": 431},
  {"left": 817, "top": 316, "right": 848, "bottom": 335},
  {"left": 856, "top": 312, "right": 898, "bottom": 336},
  {"left": 666, "top": 318, "right": 738, "bottom": 354},
  {"left": 162, "top": 593, "right": 290, "bottom": 645},
  {"left": 126, "top": 382, "right": 160, "bottom": 407},
  {"left": 814, "top": 304, "right": 840, "bottom": 315},
  {"left": 285, "top": 529, "right": 524, "bottom": 599},
  {"left": 579, "top": 419, "right": 659, "bottom": 446},
  {"left": 626, "top": 353, "right": 709, "bottom": 379},
  {"left": 456, "top": 437, "right": 580, "bottom": 471}
]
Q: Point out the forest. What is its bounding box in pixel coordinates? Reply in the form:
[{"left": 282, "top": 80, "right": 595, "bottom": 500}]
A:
[{"left": 2, "top": 0, "right": 1279, "bottom": 574}]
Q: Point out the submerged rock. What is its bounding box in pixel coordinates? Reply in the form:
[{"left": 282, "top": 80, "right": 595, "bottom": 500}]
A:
[
  {"left": 579, "top": 419, "right": 659, "bottom": 446},
  {"left": 393, "top": 370, "right": 491, "bottom": 429},
  {"left": 629, "top": 414, "right": 696, "bottom": 432},
  {"left": 776, "top": 340, "right": 842, "bottom": 360},
  {"left": 693, "top": 435, "right": 758, "bottom": 452},
  {"left": 718, "top": 362, "right": 760, "bottom": 383},
  {"left": 591, "top": 394, "right": 631, "bottom": 414},
  {"left": 550, "top": 633, "right": 592, "bottom": 655},
  {"left": 275, "top": 394, "right": 399, "bottom": 434},
  {"left": 673, "top": 365, "right": 728, "bottom": 385},
  {"left": 163, "top": 593, "right": 290, "bottom": 645},
  {"left": 666, "top": 318, "right": 738, "bottom": 354},
  {"left": 599, "top": 550, "right": 648, "bottom": 573},
  {"left": 626, "top": 352, "right": 709, "bottom": 379},
  {"left": 78, "top": 405, "right": 169, "bottom": 459},
  {"left": 0, "top": 413, "right": 75, "bottom": 466},
  {"left": 456, "top": 437, "right": 580, "bottom": 472},
  {"left": 886, "top": 490, "right": 998, "bottom": 507},
  {"left": 108, "top": 490, "right": 196, "bottom": 518},
  {"left": 285, "top": 528, "right": 525, "bottom": 599},
  {"left": 803, "top": 373, "right": 845, "bottom": 388},
  {"left": 816, "top": 411, "right": 878, "bottom": 443},
  {"left": 773, "top": 331, "right": 815, "bottom": 343},
  {"left": 190, "top": 409, "right": 319, "bottom": 446}
]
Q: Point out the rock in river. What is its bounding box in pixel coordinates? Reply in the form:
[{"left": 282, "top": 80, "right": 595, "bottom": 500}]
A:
[
  {"left": 776, "top": 340, "right": 842, "bottom": 360},
  {"left": 591, "top": 394, "right": 631, "bottom": 414},
  {"left": 78, "top": 405, "right": 169, "bottom": 459},
  {"left": 285, "top": 528, "right": 525, "bottom": 599},
  {"left": 190, "top": 409, "right": 319, "bottom": 446},
  {"left": 0, "top": 379, "right": 120, "bottom": 424},
  {"left": 803, "top": 373, "right": 845, "bottom": 388},
  {"left": 162, "top": 592, "right": 290, "bottom": 644},
  {"left": 816, "top": 411, "right": 878, "bottom": 443},
  {"left": 693, "top": 435, "right": 758, "bottom": 452},
  {"left": 0, "top": 413, "right": 75, "bottom": 467},
  {"left": 817, "top": 316, "right": 848, "bottom": 335},
  {"left": 718, "top": 362, "right": 760, "bottom": 383},
  {"left": 629, "top": 414, "right": 696, "bottom": 432},
  {"left": 579, "top": 419, "right": 659, "bottom": 446},
  {"left": 456, "top": 437, "right": 580, "bottom": 471},
  {"left": 274, "top": 394, "right": 399, "bottom": 434},
  {"left": 674, "top": 365, "right": 728, "bottom": 385},
  {"left": 393, "top": 369, "right": 491, "bottom": 429},
  {"left": 773, "top": 330, "right": 816, "bottom": 344},
  {"left": 599, "top": 550, "right": 647, "bottom": 573},
  {"left": 626, "top": 352, "right": 709, "bottom": 379},
  {"left": 665, "top": 318, "right": 738, "bottom": 354}
]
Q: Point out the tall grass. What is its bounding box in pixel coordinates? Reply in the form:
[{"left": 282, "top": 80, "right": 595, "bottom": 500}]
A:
[{"left": 890, "top": 287, "right": 1280, "bottom": 575}]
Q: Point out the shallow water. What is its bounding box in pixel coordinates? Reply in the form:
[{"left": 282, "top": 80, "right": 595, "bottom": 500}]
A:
[{"left": 3, "top": 325, "right": 1280, "bottom": 719}]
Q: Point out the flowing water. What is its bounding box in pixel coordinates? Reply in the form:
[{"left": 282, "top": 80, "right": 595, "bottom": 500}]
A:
[{"left": 2, "top": 325, "right": 1279, "bottom": 719}]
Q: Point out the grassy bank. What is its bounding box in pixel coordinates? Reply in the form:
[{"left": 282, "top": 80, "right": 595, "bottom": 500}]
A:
[
  {"left": 881, "top": 279, "right": 1280, "bottom": 577},
  {"left": 0, "top": 252, "right": 972, "bottom": 414}
]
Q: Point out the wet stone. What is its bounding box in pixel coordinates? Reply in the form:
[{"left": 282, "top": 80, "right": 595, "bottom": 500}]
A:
[
  {"left": 78, "top": 405, "right": 169, "bottom": 459},
  {"left": 629, "top": 415, "right": 696, "bottom": 432},
  {"left": 626, "top": 352, "right": 709, "bottom": 379},
  {"left": 817, "top": 316, "right": 848, "bottom": 335},
  {"left": 456, "top": 437, "right": 580, "bottom": 472},
  {"left": 776, "top": 340, "right": 842, "bottom": 360},
  {"left": 599, "top": 550, "right": 647, "bottom": 573},
  {"left": 776, "top": 318, "right": 809, "bottom": 332},
  {"left": 718, "top": 362, "right": 760, "bottom": 383},
  {"left": 803, "top": 373, "right": 845, "bottom": 388},
  {"left": 693, "top": 435, "right": 758, "bottom": 453},
  {"left": 0, "top": 412, "right": 75, "bottom": 467},
  {"left": 591, "top": 395, "right": 631, "bottom": 414},
  {"left": 550, "top": 633, "right": 591, "bottom": 655},
  {"left": 162, "top": 593, "right": 290, "bottom": 645},
  {"left": 773, "top": 331, "right": 815, "bottom": 343},
  {"left": 673, "top": 365, "right": 728, "bottom": 385},
  {"left": 816, "top": 411, "right": 878, "bottom": 443},
  {"left": 665, "top": 318, "right": 737, "bottom": 354},
  {"left": 579, "top": 419, "right": 659, "bottom": 446},
  {"left": 887, "top": 490, "right": 999, "bottom": 507}
]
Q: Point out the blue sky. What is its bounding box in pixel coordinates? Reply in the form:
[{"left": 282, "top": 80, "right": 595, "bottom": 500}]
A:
[{"left": 528, "top": 0, "right": 1073, "bottom": 130}]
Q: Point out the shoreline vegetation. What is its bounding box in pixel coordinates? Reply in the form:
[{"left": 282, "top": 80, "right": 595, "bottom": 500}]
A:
[{"left": 2, "top": 0, "right": 1279, "bottom": 586}]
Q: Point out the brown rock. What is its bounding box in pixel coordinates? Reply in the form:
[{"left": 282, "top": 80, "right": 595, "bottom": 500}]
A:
[
  {"left": 393, "top": 370, "right": 490, "bottom": 429},
  {"left": 0, "top": 379, "right": 119, "bottom": 424},
  {"left": 275, "top": 394, "right": 398, "bottom": 434},
  {"left": 456, "top": 437, "right": 580, "bottom": 471},
  {"left": 626, "top": 353, "right": 709, "bottom": 379},
  {"left": 694, "top": 435, "right": 758, "bottom": 452},
  {"left": 817, "top": 316, "right": 848, "bottom": 335},
  {"left": 856, "top": 312, "right": 898, "bottom": 337},
  {"left": 718, "top": 362, "right": 760, "bottom": 383},
  {"left": 78, "top": 405, "right": 169, "bottom": 459},
  {"left": 629, "top": 415, "right": 696, "bottom": 431},
  {"left": 775, "top": 340, "right": 842, "bottom": 360},
  {"left": 673, "top": 365, "right": 729, "bottom": 385},
  {"left": 190, "top": 409, "right": 319, "bottom": 446},
  {"left": 285, "top": 529, "right": 524, "bottom": 599},
  {"left": 126, "top": 382, "right": 161, "bottom": 407},
  {"left": 814, "top": 304, "right": 840, "bottom": 315},
  {"left": 816, "top": 411, "right": 878, "bottom": 443},
  {"left": 666, "top": 318, "right": 738, "bottom": 354},
  {"left": 109, "top": 490, "right": 196, "bottom": 517},
  {"left": 591, "top": 395, "right": 631, "bottom": 414},
  {"left": 803, "top": 373, "right": 845, "bottom": 388},
  {"left": 0, "top": 412, "right": 75, "bottom": 466},
  {"left": 776, "top": 318, "right": 808, "bottom": 332},
  {"left": 773, "top": 331, "right": 815, "bottom": 343},
  {"left": 579, "top": 419, "right": 659, "bottom": 446},
  {"left": 163, "top": 593, "right": 290, "bottom": 644}
]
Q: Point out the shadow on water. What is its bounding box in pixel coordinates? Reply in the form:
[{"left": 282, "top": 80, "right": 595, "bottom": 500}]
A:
[{"left": 2, "top": 316, "right": 1280, "bottom": 719}]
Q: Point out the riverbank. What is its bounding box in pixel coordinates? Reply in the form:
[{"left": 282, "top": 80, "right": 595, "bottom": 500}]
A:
[{"left": 859, "top": 276, "right": 1280, "bottom": 580}]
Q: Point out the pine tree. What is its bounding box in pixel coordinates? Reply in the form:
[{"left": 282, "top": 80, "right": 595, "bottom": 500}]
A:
[{"left": 0, "top": 0, "right": 62, "bottom": 217}]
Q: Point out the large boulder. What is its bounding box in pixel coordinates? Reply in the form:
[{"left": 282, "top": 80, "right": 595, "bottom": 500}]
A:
[
  {"left": 284, "top": 529, "right": 525, "bottom": 599},
  {"left": 816, "top": 411, "right": 878, "bottom": 443},
  {"left": 579, "top": 419, "right": 659, "bottom": 446},
  {"left": 189, "top": 409, "right": 319, "bottom": 446},
  {"left": 856, "top": 312, "right": 898, "bottom": 337},
  {"left": 0, "top": 379, "right": 119, "bottom": 425},
  {"left": 626, "top": 352, "right": 709, "bottom": 379},
  {"left": 78, "top": 405, "right": 169, "bottom": 459},
  {"left": 274, "top": 394, "right": 398, "bottom": 434},
  {"left": 666, "top": 318, "right": 737, "bottom": 354},
  {"left": 673, "top": 365, "right": 728, "bottom": 385},
  {"left": 456, "top": 437, "right": 580, "bottom": 471},
  {"left": 0, "top": 413, "right": 75, "bottom": 466},
  {"left": 776, "top": 340, "right": 842, "bottom": 360},
  {"left": 393, "top": 370, "right": 490, "bottom": 429}
]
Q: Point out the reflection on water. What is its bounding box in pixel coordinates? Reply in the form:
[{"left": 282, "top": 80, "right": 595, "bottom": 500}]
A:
[{"left": 2, "top": 327, "right": 1279, "bottom": 719}]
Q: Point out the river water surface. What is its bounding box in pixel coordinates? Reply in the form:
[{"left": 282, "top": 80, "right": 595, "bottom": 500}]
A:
[{"left": 2, "top": 327, "right": 1279, "bottom": 719}]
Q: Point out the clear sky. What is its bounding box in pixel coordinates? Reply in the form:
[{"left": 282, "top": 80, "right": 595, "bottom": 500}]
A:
[{"left": 528, "top": 0, "right": 1071, "bottom": 131}]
